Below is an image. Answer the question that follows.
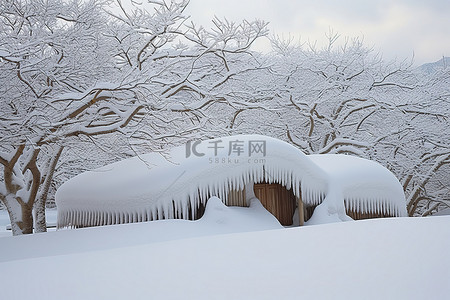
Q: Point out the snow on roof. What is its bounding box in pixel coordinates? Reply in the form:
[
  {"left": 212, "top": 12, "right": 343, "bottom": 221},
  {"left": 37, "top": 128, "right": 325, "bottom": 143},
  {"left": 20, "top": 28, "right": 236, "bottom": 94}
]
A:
[
  {"left": 309, "top": 154, "right": 407, "bottom": 219},
  {"left": 56, "top": 134, "right": 407, "bottom": 228}
]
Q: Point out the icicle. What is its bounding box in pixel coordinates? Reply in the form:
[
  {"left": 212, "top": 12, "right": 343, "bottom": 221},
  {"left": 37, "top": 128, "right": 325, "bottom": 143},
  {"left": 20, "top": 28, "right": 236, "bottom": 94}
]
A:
[
  {"left": 193, "top": 193, "right": 198, "bottom": 220},
  {"left": 157, "top": 204, "right": 162, "bottom": 220},
  {"left": 256, "top": 166, "right": 261, "bottom": 182},
  {"left": 280, "top": 167, "right": 283, "bottom": 185},
  {"left": 200, "top": 184, "right": 206, "bottom": 202},
  {"left": 295, "top": 177, "right": 300, "bottom": 199},
  {"left": 220, "top": 182, "right": 225, "bottom": 201},
  {"left": 301, "top": 186, "right": 306, "bottom": 205},
  {"left": 275, "top": 165, "right": 279, "bottom": 184},
  {"left": 181, "top": 198, "right": 187, "bottom": 220},
  {"left": 274, "top": 165, "right": 278, "bottom": 184},
  {"left": 286, "top": 172, "right": 292, "bottom": 190},
  {"left": 151, "top": 207, "right": 156, "bottom": 221},
  {"left": 168, "top": 201, "right": 174, "bottom": 219},
  {"left": 223, "top": 188, "right": 229, "bottom": 205}
]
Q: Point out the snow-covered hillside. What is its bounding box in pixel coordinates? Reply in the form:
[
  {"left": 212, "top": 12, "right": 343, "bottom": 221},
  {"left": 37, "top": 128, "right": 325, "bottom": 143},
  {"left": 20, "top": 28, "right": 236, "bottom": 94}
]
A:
[
  {"left": 0, "top": 201, "right": 449, "bottom": 300},
  {"left": 417, "top": 56, "right": 450, "bottom": 74}
]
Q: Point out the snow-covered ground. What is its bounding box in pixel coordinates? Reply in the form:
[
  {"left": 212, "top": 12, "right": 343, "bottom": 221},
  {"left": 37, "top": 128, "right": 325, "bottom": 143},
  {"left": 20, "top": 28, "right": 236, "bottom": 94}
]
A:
[{"left": 0, "top": 201, "right": 449, "bottom": 300}]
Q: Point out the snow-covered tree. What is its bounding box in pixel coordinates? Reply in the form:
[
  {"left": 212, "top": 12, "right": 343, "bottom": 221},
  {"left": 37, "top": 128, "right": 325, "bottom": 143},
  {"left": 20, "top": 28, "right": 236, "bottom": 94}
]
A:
[
  {"left": 386, "top": 67, "right": 450, "bottom": 216},
  {"left": 226, "top": 32, "right": 450, "bottom": 216},
  {"left": 0, "top": 0, "right": 268, "bottom": 235}
]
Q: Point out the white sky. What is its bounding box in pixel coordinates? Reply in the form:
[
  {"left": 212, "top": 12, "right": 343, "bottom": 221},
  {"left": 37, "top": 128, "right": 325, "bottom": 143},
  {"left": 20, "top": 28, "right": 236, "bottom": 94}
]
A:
[{"left": 185, "top": 0, "right": 450, "bottom": 66}]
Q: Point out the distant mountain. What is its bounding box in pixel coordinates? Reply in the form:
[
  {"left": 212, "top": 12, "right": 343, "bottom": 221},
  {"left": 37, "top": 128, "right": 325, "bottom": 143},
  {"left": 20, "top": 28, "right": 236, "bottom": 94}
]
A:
[{"left": 417, "top": 57, "right": 450, "bottom": 74}]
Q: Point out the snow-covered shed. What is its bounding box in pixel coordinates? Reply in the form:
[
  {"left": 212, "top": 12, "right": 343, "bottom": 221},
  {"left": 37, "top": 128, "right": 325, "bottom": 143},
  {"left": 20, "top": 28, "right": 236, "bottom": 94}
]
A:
[{"left": 56, "top": 135, "right": 407, "bottom": 228}]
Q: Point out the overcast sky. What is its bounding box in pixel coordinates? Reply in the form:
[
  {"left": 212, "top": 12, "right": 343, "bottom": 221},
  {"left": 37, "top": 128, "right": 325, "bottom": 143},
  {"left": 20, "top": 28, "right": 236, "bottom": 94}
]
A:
[{"left": 185, "top": 0, "right": 450, "bottom": 66}]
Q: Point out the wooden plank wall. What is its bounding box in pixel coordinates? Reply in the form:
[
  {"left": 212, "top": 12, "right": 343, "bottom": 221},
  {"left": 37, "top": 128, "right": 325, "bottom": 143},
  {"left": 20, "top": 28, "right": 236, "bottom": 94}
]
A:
[{"left": 227, "top": 189, "right": 247, "bottom": 207}]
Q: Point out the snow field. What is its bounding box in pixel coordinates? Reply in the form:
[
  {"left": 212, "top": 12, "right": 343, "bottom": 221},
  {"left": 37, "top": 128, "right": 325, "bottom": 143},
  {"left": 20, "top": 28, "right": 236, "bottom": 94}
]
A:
[{"left": 0, "top": 200, "right": 449, "bottom": 300}]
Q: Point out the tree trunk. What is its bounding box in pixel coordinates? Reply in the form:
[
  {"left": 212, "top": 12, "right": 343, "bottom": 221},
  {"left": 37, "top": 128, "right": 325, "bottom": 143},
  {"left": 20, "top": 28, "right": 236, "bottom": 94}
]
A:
[
  {"left": 34, "top": 146, "right": 64, "bottom": 233},
  {"left": 18, "top": 203, "right": 34, "bottom": 235},
  {"left": 4, "top": 196, "right": 34, "bottom": 235}
]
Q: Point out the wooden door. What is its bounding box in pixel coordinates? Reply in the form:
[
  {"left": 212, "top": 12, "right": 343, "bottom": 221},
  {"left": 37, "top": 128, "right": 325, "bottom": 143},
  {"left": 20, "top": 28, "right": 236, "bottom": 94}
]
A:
[{"left": 254, "top": 183, "right": 296, "bottom": 226}]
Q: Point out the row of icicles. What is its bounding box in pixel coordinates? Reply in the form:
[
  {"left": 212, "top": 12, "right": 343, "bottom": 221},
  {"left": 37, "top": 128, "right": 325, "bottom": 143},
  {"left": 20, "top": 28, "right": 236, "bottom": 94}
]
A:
[{"left": 57, "top": 165, "right": 400, "bottom": 228}]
